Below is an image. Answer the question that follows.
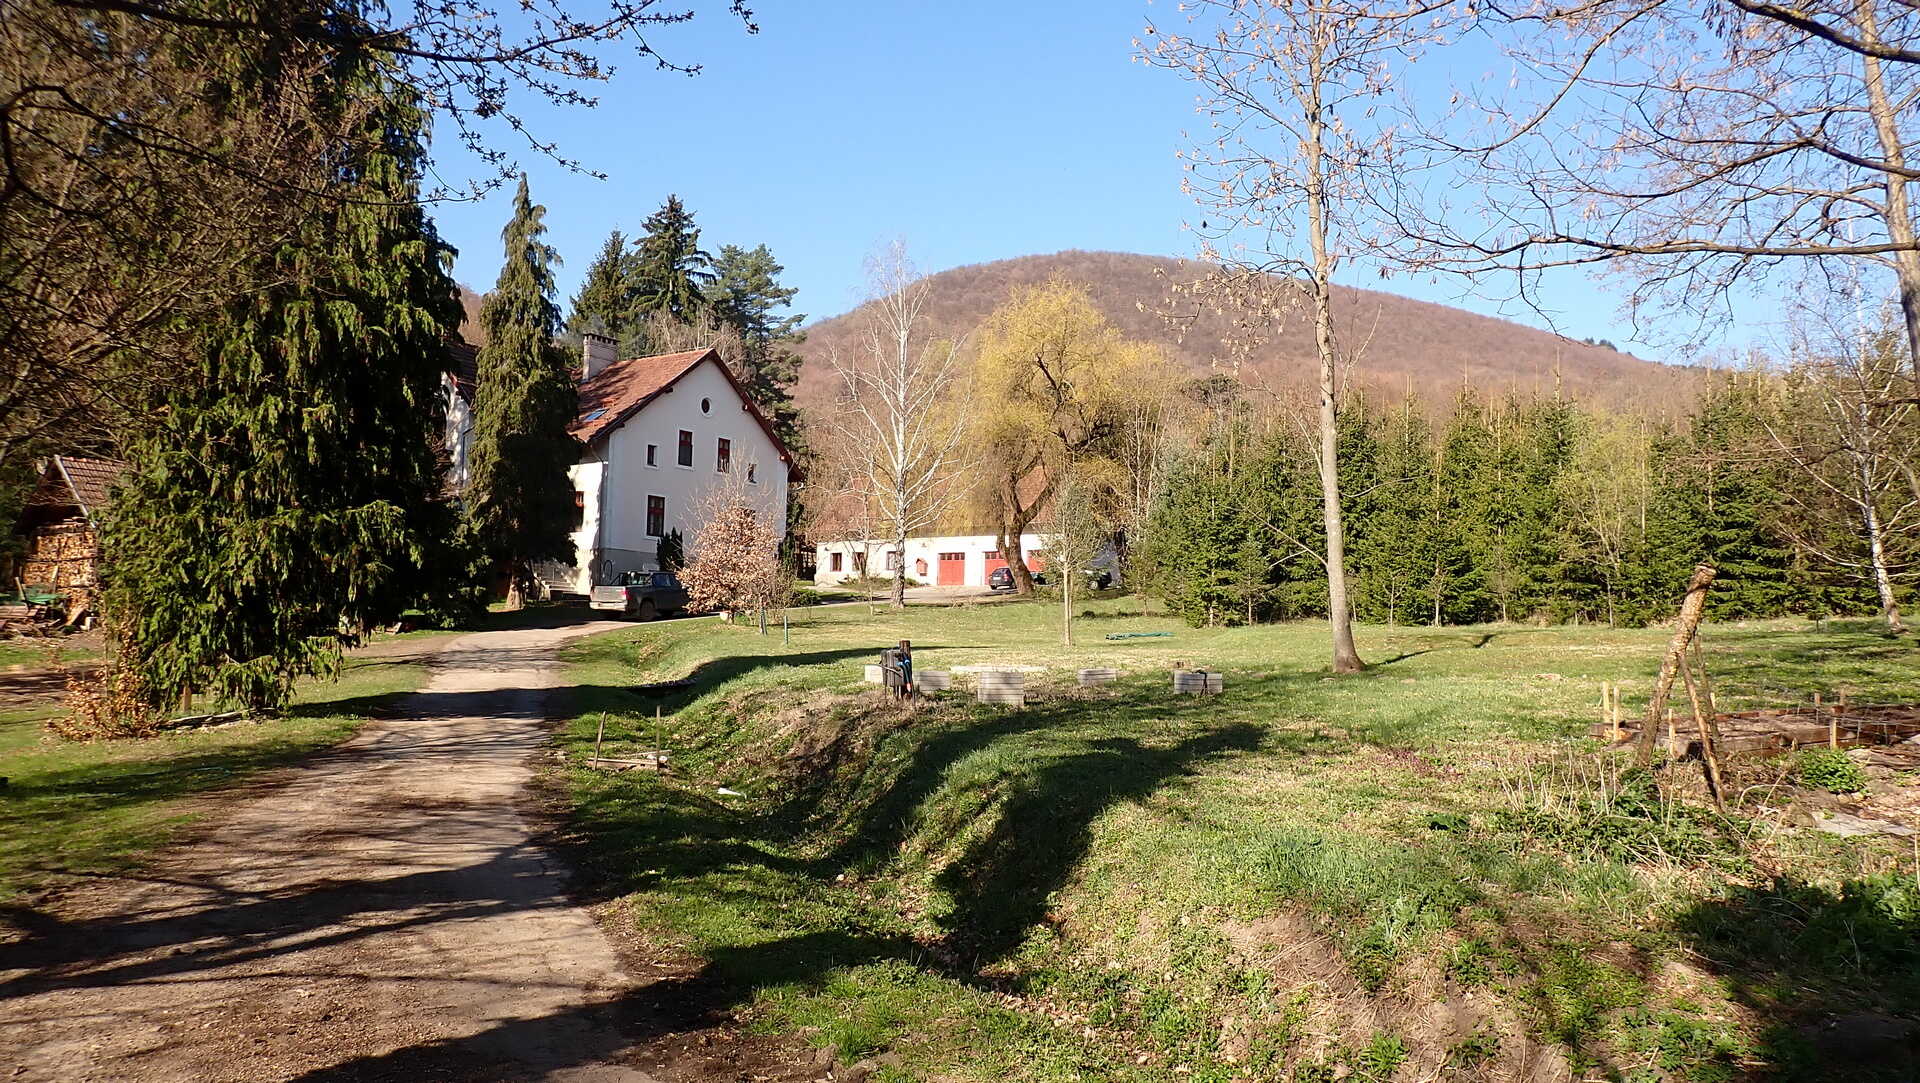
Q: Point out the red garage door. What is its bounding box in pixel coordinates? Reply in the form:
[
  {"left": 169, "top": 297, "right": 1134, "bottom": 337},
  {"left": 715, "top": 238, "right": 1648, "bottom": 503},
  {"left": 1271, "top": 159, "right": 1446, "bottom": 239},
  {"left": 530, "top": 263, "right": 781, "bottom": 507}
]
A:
[
  {"left": 983, "top": 550, "right": 1043, "bottom": 577},
  {"left": 937, "top": 552, "right": 966, "bottom": 585}
]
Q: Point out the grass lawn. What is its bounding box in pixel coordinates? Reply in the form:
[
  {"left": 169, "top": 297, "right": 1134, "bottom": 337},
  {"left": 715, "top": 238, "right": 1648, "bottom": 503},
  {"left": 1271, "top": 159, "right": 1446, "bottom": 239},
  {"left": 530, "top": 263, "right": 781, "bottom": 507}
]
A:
[
  {"left": 552, "top": 598, "right": 1920, "bottom": 1082},
  {"left": 0, "top": 639, "right": 101, "bottom": 671},
  {"left": 0, "top": 654, "right": 428, "bottom": 900}
]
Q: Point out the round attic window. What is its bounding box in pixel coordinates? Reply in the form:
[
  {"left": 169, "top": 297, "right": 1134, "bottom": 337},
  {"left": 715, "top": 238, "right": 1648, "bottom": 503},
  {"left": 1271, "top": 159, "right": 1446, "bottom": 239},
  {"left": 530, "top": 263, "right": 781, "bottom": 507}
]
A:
[{"left": 700, "top": 397, "right": 712, "bottom": 414}]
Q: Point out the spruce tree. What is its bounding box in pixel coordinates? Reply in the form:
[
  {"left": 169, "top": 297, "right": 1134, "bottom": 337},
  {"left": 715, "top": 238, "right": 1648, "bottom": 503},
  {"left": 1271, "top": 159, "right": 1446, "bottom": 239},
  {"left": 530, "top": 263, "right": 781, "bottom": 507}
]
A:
[
  {"left": 567, "top": 229, "right": 638, "bottom": 349},
  {"left": 707, "top": 242, "right": 807, "bottom": 450},
  {"left": 630, "top": 195, "right": 714, "bottom": 320},
  {"left": 103, "top": 73, "right": 461, "bottom": 711},
  {"left": 466, "top": 178, "right": 580, "bottom": 607}
]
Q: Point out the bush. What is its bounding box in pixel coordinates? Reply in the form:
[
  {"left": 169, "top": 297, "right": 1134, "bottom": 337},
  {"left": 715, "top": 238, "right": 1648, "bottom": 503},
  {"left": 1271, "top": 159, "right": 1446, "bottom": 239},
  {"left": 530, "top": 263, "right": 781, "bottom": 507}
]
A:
[
  {"left": 53, "top": 660, "right": 164, "bottom": 741},
  {"left": 1796, "top": 748, "right": 1868, "bottom": 793}
]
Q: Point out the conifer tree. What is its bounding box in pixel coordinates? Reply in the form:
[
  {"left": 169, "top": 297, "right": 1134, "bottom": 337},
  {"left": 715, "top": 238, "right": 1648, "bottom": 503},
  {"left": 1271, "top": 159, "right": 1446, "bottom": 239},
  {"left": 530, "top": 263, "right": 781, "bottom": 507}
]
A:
[
  {"left": 567, "top": 229, "right": 638, "bottom": 349},
  {"left": 103, "top": 73, "right": 461, "bottom": 711},
  {"left": 466, "top": 178, "right": 580, "bottom": 608},
  {"left": 708, "top": 242, "right": 806, "bottom": 450},
  {"left": 631, "top": 195, "right": 714, "bottom": 321}
]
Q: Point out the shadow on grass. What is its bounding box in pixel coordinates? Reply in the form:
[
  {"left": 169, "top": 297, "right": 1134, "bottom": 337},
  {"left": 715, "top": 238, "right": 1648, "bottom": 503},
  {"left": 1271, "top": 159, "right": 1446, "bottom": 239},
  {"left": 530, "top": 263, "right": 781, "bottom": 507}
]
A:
[{"left": 1672, "top": 876, "right": 1920, "bottom": 1079}]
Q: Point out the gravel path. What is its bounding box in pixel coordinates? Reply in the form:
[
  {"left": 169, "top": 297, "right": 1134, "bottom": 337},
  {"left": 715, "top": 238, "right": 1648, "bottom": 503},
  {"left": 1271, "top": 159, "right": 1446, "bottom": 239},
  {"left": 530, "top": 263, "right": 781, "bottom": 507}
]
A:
[{"left": 0, "top": 618, "right": 660, "bottom": 1082}]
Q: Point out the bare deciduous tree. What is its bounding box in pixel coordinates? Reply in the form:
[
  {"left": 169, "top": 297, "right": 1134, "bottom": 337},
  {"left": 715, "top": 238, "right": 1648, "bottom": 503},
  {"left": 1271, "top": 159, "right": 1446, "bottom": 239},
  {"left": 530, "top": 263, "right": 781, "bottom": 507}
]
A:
[
  {"left": 1770, "top": 304, "right": 1919, "bottom": 632},
  {"left": 1142, "top": 0, "right": 1450, "bottom": 672},
  {"left": 827, "top": 243, "right": 973, "bottom": 609},
  {"left": 1412, "top": 0, "right": 1920, "bottom": 375}
]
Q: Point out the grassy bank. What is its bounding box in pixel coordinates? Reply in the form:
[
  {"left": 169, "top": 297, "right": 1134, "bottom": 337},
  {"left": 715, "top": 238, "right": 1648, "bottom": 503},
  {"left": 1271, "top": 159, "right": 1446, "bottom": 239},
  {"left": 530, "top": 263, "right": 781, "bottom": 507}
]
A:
[
  {"left": 553, "top": 599, "right": 1919, "bottom": 1082},
  {"left": 0, "top": 655, "right": 428, "bottom": 899}
]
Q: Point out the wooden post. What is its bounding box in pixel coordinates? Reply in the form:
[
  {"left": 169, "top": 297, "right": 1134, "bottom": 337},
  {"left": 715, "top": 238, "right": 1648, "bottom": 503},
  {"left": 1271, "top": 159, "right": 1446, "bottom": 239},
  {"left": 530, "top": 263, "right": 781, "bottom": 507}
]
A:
[
  {"left": 593, "top": 712, "right": 608, "bottom": 760},
  {"left": 1667, "top": 709, "right": 1677, "bottom": 759},
  {"left": 1679, "top": 656, "right": 1726, "bottom": 812},
  {"left": 1639, "top": 564, "right": 1717, "bottom": 762}
]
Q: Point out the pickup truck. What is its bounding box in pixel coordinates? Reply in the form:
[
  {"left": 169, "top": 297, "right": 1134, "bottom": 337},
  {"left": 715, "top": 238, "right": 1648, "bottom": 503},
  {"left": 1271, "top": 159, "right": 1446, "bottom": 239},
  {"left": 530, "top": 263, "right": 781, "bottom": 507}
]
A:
[{"left": 590, "top": 571, "right": 691, "bottom": 620}]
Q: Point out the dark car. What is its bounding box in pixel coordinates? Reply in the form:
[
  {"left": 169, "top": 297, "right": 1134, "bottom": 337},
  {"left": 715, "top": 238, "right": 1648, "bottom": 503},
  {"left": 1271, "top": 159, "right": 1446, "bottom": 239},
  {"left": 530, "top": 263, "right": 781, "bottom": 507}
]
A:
[
  {"left": 988, "top": 566, "right": 1017, "bottom": 592},
  {"left": 590, "top": 570, "right": 691, "bottom": 619}
]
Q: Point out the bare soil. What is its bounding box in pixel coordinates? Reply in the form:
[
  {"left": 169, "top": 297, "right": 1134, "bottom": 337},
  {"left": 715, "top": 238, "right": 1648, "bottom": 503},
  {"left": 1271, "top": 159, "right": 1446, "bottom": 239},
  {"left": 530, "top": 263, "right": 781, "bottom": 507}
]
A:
[{"left": 0, "top": 619, "right": 817, "bottom": 1082}]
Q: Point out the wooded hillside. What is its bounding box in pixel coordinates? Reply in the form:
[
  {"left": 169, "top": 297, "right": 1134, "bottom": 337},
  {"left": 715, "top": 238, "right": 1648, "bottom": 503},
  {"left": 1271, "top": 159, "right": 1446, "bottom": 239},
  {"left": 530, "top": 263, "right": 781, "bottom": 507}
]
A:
[{"left": 794, "top": 250, "right": 1701, "bottom": 411}]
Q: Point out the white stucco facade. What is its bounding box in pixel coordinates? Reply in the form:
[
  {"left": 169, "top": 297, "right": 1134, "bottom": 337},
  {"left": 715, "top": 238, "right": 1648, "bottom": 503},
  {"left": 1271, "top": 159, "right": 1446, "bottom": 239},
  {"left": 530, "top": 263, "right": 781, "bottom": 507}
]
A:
[
  {"left": 441, "top": 373, "right": 474, "bottom": 491},
  {"left": 560, "top": 355, "right": 791, "bottom": 593},
  {"left": 813, "top": 533, "right": 1050, "bottom": 588}
]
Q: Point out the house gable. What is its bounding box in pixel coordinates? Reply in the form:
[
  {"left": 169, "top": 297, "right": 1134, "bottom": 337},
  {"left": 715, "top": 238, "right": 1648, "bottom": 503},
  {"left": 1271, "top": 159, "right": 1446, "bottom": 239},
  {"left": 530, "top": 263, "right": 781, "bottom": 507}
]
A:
[{"left": 571, "top": 348, "right": 797, "bottom": 474}]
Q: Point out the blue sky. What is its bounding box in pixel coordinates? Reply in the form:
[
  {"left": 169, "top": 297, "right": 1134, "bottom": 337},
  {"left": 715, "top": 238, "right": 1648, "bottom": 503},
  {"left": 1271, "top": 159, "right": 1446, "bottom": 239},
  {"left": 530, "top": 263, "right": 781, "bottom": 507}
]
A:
[{"left": 425, "top": 1, "right": 1675, "bottom": 358}]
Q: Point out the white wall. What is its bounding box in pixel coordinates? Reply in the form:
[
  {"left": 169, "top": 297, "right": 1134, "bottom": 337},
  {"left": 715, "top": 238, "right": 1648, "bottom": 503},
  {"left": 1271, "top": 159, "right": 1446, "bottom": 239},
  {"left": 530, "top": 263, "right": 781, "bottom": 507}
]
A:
[
  {"left": 813, "top": 533, "right": 1049, "bottom": 587},
  {"left": 567, "top": 357, "right": 791, "bottom": 591},
  {"left": 442, "top": 375, "right": 473, "bottom": 492}
]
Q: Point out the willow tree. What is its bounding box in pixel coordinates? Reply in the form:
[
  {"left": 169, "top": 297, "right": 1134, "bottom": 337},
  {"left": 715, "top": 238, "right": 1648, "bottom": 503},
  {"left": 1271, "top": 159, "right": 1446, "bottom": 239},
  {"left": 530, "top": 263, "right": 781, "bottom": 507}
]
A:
[
  {"left": 970, "top": 277, "right": 1167, "bottom": 596},
  {"left": 1143, "top": 0, "right": 1450, "bottom": 672},
  {"left": 103, "top": 69, "right": 461, "bottom": 711},
  {"left": 466, "top": 178, "right": 580, "bottom": 609}
]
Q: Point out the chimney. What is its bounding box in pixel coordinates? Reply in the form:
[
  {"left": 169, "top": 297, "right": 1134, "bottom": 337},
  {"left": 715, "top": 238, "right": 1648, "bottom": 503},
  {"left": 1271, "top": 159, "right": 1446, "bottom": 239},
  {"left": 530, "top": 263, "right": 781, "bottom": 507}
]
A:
[{"left": 581, "top": 332, "right": 617, "bottom": 382}]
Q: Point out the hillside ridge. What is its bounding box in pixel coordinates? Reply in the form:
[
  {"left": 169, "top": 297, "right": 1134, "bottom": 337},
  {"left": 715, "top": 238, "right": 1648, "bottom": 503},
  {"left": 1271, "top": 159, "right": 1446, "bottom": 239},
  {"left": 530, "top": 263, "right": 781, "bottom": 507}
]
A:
[{"left": 794, "top": 250, "right": 1698, "bottom": 411}]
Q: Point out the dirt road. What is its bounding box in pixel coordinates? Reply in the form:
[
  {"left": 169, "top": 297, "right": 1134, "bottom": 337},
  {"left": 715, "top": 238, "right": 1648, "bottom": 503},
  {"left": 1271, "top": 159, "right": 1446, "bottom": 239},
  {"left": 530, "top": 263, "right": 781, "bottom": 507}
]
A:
[{"left": 0, "top": 619, "right": 667, "bottom": 1082}]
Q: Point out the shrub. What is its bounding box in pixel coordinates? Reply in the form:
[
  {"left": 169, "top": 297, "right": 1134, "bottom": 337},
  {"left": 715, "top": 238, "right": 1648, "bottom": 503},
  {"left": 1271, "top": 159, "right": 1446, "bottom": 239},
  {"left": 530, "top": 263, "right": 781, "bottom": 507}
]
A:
[
  {"left": 52, "top": 660, "right": 164, "bottom": 741},
  {"left": 1796, "top": 748, "right": 1868, "bottom": 794}
]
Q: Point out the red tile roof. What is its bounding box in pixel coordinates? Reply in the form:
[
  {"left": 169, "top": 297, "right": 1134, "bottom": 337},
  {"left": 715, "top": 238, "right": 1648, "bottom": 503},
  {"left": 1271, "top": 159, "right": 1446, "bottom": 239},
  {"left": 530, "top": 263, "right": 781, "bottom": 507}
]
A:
[{"left": 570, "top": 348, "right": 797, "bottom": 472}]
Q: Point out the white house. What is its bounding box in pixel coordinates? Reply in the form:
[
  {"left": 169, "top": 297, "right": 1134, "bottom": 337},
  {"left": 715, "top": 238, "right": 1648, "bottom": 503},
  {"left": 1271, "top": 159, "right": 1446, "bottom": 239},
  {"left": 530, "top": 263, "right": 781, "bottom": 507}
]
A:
[
  {"left": 445, "top": 334, "right": 797, "bottom": 596},
  {"left": 814, "top": 532, "right": 1051, "bottom": 588}
]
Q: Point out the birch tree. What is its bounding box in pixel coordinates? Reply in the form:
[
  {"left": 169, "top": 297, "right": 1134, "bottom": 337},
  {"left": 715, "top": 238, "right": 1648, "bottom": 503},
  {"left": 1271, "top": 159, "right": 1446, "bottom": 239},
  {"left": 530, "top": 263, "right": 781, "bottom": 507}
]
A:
[
  {"left": 1771, "top": 307, "right": 1919, "bottom": 631},
  {"left": 1142, "top": 0, "right": 1452, "bottom": 673},
  {"left": 827, "top": 244, "right": 972, "bottom": 609}
]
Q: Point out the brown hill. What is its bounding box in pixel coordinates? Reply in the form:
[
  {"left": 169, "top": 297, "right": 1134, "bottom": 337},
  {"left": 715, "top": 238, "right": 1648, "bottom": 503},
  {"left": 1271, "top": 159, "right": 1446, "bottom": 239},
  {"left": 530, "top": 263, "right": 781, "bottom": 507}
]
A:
[{"left": 795, "top": 251, "right": 1699, "bottom": 413}]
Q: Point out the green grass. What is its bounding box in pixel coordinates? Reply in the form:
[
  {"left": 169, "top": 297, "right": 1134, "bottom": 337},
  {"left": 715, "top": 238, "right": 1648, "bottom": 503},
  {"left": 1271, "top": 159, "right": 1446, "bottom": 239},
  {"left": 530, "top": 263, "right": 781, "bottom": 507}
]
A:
[
  {"left": 551, "top": 601, "right": 1920, "bottom": 1081},
  {"left": 0, "top": 639, "right": 100, "bottom": 670},
  {"left": 0, "top": 655, "right": 426, "bottom": 899}
]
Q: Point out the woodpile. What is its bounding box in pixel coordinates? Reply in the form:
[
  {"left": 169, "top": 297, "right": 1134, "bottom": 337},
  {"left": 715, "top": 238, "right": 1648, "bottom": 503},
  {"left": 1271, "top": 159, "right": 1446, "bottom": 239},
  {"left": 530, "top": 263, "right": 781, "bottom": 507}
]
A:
[
  {"left": 20, "top": 518, "right": 100, "bottom": 592},
  {"left": 1594, "top": 703, "right": 1920, "bottom": 757}
]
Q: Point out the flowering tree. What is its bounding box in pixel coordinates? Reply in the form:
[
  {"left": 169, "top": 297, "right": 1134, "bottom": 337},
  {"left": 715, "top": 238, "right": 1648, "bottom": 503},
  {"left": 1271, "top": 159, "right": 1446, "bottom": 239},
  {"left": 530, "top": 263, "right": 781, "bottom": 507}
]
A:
[{"left": 680, "top": 499, "right": 783, "bottom": 620}]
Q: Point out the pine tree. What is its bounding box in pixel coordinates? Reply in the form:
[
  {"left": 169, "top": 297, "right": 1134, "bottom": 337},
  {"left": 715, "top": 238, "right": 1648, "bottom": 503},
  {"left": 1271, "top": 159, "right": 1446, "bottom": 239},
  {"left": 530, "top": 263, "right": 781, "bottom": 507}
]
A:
[
  {"left": 631, "top": 195, "right": 714, "bottom": 320},
  {"left": 567, "top": 229, "right": 637, "bottom": 348},
  {"left": 103, "top": 73, "right": 461, "bottom": 711},
  {"left": 466, "top": 178, "right": 579, "bottom": 608}
]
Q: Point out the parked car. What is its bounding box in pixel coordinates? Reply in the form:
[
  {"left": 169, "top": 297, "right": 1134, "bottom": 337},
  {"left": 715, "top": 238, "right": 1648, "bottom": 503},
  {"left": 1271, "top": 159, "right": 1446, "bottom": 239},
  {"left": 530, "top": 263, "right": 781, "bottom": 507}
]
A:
[
  {"left": 590, "top": 570, "right": 690, "bottom": 620},
  {"left": 988, "top": 567, "right": 1017, "bottom": 592}
]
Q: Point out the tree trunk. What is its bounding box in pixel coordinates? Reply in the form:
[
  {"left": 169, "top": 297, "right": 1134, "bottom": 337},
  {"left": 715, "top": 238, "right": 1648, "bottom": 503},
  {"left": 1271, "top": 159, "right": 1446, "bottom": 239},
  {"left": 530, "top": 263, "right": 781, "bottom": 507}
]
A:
[
  {"left": 1857, "top": 454, "right": 1906, "bottom": 633},
  {"left": 1858, "top": 0, "right": 1920, "bottom": 378},
  {"left": 1639, "top": 563, "right": 1716, "bottom": 762},
  {"left": 1304, "top": 90, "right": 1364, "bottom": 675},
  {"left": 1062, "top": 566, "right": 1073, "bottom": 646},
  {"left": 891, "top": 526, "right": 907, "bottom": 609},
  {"left": 504, "top": 561, "right": 525, "bottom": 611}
]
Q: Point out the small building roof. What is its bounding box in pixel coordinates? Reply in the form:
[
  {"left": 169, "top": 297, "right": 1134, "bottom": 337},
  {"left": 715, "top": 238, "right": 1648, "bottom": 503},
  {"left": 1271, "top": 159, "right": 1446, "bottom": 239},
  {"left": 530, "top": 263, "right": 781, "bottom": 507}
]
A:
[
  {"left": 447, "top": 340, "right": 480, "bottom": 402},
  {"left": 20, "top": 456, "right": 128, "bottom": 525}
]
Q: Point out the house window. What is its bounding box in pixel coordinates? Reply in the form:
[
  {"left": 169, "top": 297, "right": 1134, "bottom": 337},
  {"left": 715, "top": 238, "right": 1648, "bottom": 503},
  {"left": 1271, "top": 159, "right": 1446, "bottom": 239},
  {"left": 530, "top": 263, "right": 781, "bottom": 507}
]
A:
[
  {"left": 571, "top": 491, "right": 585, "bottom": 531},
  {"left": 646, "top": 495, "right": 665, "bottom": 538},
  {"left": 853, "top": 552, "right": 867, "bottom": 573},
  {"left": 830, "top": 552, "right": 843, "bottom": 572},
  {"left": 716, "top": 438, "right": 731, "bottom": 473},
  {"left": 701, "top": 397, "right": 712, "bottom": 414},
  {"left": 646, "top": 443, "right": 657, "bottom": 467},
  {"left": 885, "top": 551, "right": 901, "bottom": 571},
  {"left": 677, "top": 429, "right": 693, "bottom": 467},
  {"left": 747, "top": 463, "right": 758, "bottom": 484}
]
